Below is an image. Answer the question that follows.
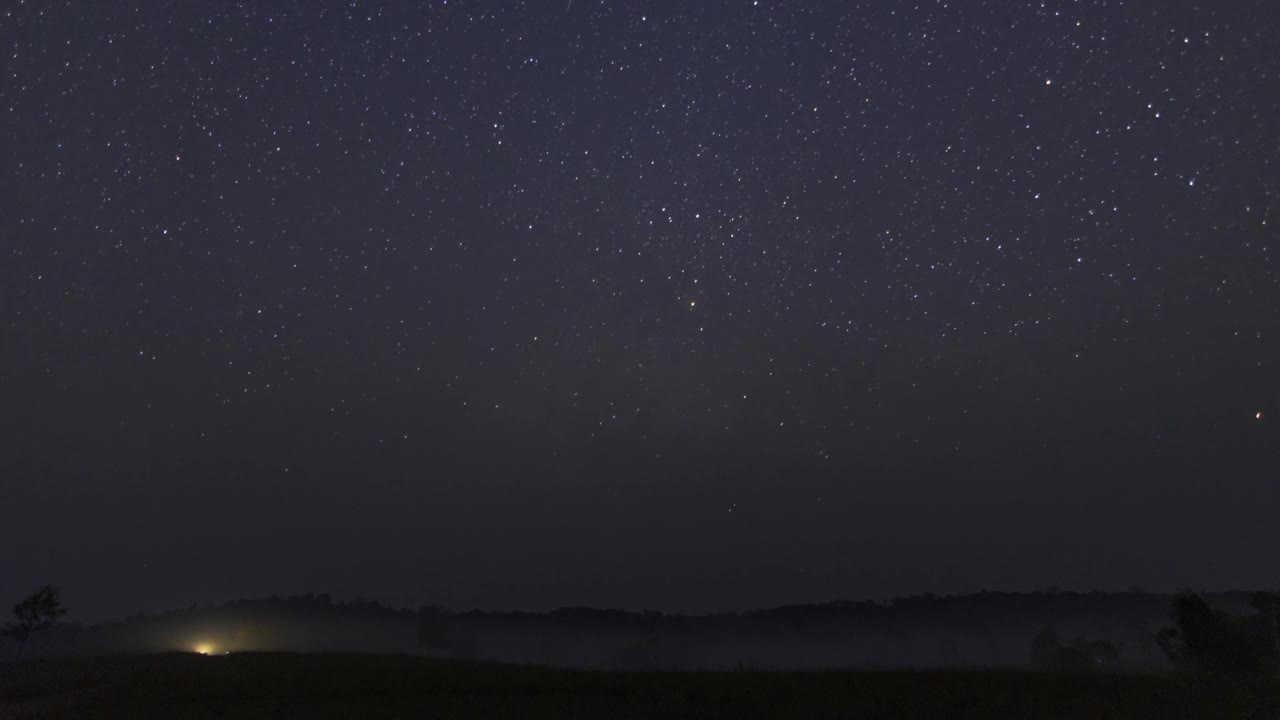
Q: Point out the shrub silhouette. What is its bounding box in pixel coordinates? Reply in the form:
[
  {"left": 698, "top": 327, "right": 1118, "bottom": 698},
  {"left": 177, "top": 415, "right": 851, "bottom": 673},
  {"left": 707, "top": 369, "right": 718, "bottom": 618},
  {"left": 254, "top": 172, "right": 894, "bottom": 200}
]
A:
[
  {"left": 1029, "top": 626, "right": 1061, "bottom": 668},
  {"left": 1029, "top": 625, "right": 1121, "bottom": 671}
]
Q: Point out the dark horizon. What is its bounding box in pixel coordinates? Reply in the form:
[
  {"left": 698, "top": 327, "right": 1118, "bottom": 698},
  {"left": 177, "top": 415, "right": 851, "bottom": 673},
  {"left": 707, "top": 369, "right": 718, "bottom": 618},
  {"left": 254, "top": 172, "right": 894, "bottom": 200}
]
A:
[
  {"left": 37, "top": 583, "right": 1280, "bottom": 630},
  {"left": 3, "top": 1, "right": 1277, "bottom": 626},
  {"left": 8, "top": 587, "right": 1266, "bottom": 672}
]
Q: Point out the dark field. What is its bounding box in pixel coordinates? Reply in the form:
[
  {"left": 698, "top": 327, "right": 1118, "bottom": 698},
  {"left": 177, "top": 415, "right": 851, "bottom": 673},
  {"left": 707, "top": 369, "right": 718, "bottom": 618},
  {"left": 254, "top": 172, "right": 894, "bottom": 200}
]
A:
[{"left": 3, "top": 654, "right": 1280, "bottom": 719}]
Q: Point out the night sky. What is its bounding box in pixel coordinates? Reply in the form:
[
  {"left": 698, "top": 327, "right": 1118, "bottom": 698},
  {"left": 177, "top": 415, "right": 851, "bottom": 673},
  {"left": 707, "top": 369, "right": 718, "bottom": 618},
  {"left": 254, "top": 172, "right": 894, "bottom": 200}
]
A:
[{"left": 3, "top": 1, "right": 1277, "bottom": 622}]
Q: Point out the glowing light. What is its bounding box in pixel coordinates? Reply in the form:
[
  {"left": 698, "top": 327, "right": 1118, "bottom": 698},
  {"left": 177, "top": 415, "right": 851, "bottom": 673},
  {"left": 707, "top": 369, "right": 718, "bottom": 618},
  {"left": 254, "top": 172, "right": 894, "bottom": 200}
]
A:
[
  {"left": 1258, "top": 412, "right": 1263, "bottom": 420},
  {"left": 194, "top": 642, "right": 215, "bottom": 655}
]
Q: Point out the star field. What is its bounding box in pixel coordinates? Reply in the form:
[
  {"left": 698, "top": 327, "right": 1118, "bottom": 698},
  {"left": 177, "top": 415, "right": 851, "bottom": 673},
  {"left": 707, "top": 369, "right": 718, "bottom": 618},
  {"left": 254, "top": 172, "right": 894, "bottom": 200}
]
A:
[{"left": 2, "top": 0, "right": 1278, "bottom": 619}]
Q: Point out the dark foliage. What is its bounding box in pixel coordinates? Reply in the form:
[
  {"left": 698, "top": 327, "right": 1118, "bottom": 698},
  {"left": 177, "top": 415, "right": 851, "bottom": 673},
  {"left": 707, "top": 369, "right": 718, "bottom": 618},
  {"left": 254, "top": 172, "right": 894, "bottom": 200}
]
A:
[
  {"left": 1157, "top": 592, "right": 1279, "bottom": 673},
  {"left": 5, "top": 586, "right": 68, "bottom": 660},
  {"left": 3, "top": 590, "right": 1265, "bottom": 670},
  {"left": 1029, "top": 625, "right": 1120, "bottom": 671}
]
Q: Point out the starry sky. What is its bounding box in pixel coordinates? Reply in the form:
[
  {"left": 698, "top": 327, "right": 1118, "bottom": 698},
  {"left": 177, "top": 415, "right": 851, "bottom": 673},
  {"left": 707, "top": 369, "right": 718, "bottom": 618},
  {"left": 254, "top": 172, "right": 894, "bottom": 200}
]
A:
[{"left": 2, "top": 0, "right": 1277, "bottom": 621}]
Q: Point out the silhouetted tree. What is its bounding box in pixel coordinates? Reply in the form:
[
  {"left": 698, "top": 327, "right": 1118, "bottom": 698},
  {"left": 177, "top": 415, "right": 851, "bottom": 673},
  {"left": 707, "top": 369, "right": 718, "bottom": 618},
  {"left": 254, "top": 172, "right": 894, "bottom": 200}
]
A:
[
  {"left": 1174, "top": 593, "right": 1218, "bottom": 661},
  {"left": 1029, "top": 626, "right": 1061, "bottom": 668},
  {"left": 1156, "top": 626, "right": 1184, "bottom": 666},
  {"left": 417, "top": 605, "right": 450, "bottom": 656},
  {"left": 1248, "top": 591, "right": 1280, "bottom": 619},
  {"left": 5, "top": 585, "right": 68, "bottom": 660},
  {"left": 1158, "top": 592, "right": 1279, "bottom": 673}
]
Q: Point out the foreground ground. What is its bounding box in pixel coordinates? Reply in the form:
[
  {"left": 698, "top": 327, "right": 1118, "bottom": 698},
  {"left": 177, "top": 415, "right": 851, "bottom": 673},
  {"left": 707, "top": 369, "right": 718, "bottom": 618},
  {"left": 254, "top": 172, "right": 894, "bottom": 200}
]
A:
[{"left": 2, "top": 653, "right": 1279, "bottom": 719}]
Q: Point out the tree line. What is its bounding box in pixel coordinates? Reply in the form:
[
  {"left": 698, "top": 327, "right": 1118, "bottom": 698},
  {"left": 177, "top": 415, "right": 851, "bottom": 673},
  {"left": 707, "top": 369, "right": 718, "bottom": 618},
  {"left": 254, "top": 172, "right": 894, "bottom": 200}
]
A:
[{"left": 7, "top": 583, "right": 1280, "bottom": 672}]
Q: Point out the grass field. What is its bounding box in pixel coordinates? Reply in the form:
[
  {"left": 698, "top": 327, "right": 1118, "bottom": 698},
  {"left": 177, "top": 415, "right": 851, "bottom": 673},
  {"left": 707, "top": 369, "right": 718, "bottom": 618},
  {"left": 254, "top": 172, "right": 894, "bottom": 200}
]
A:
[{"left": 3, "top": 653, "right": 1279, "bottom": 719}]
